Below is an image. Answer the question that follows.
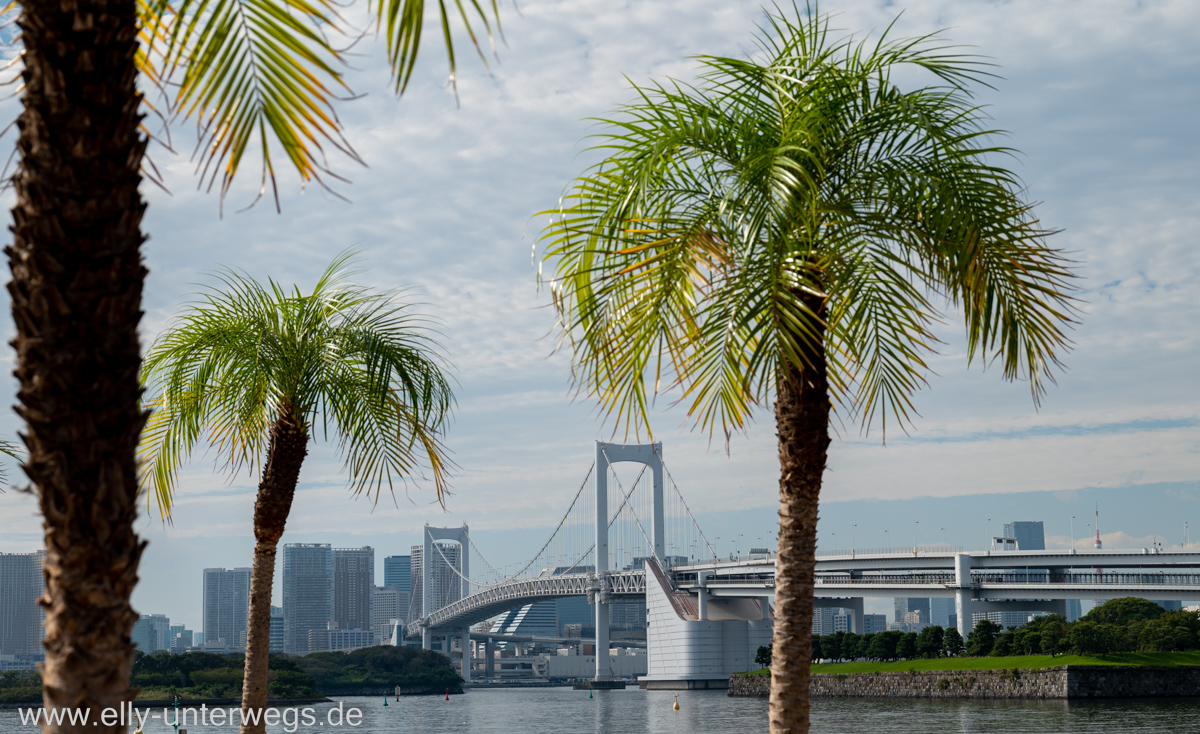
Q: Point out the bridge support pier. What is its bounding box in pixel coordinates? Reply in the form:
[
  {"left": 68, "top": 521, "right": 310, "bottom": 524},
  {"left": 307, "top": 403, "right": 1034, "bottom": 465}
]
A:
[
  {"left": 954, "top": 553, "right": 975, "bottom": 638},
  {"left": 462, "top": 627, "right": 471, "bottom": 682},
  {"left": 594, "top": 441, "right": 664, "bottom": 683},
  {"left": 485, "top": 637, "right": 494, "bottom": 678}
]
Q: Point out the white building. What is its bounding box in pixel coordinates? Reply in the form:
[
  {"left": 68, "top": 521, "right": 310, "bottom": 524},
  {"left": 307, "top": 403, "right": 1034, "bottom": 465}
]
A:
[
  {"left": 202, "top": 567, "right": 250, "bottom": 651},
  {"left": 283, "top": 544, "right": 333, "bottom": 654},
  {"left": 372, "top": 586, "right": 404, "bottom": 645},
  {"left": 410, "top": 543, "right": 462, "bottom": 617},
  {"left": 333, "top": 547, "right": 374, "bottom": 633}
]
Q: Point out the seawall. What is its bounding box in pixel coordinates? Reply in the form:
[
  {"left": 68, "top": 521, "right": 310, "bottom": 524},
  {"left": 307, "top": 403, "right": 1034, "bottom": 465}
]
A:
[{"left": 729, "top": 666, "right": 1200, "bottom": 699}]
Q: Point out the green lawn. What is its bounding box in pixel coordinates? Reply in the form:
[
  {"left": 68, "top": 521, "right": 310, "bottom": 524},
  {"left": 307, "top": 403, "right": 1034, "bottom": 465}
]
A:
[{"left": 800, "top": 651, "right": 1200, "bottom": 674}]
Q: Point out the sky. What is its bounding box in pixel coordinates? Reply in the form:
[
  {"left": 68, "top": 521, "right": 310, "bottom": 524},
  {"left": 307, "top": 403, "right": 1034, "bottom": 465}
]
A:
[{"left": 0, "top": 0, "right": 1198, "bottom": 630}]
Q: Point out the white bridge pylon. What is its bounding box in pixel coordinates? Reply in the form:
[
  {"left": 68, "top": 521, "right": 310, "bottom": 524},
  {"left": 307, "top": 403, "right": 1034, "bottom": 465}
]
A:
[{"left": 593, "top": 441, "right": 664, "bottom": 681}]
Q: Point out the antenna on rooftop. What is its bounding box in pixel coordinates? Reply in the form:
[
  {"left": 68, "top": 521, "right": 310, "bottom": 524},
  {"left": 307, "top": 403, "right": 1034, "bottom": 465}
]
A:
[{"left": 1094, "top": 503, "right": 1102, "bottom": 550}]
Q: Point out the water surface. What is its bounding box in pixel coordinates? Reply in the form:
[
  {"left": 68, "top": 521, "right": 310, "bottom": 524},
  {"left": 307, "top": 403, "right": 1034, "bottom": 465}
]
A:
[{"left": 3, "top": 691, "right": 1199, "bottom": 733}]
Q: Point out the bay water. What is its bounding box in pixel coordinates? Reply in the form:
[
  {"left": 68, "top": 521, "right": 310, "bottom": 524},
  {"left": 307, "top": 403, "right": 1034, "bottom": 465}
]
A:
[{"left": 4, "top": 691, "right": 1199, "bottom": 733}]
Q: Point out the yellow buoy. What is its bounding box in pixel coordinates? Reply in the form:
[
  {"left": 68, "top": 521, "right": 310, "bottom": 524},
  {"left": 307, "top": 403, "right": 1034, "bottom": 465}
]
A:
[{"left": 673, "top": 694, "right": 680, "bottom": 710}]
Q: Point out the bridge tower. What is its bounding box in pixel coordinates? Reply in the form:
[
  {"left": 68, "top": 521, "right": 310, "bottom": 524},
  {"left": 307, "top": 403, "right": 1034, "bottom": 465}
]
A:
[
  {"left": 594, "top": 441, "right": 664, "bottom": 682},
  {"left": 420, "top": 524, "right": 472, "bottom": 681}
]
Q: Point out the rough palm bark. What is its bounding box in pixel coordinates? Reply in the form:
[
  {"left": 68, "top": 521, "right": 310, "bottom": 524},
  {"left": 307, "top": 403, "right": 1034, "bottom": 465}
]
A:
[
  {"left": 241, "top": 409, "right": 308, "bottom": 734},
  {"left": 8, "top": 0, "right": 148, "bottom": 732},
  {"left": 768, "top": 291, "right": 830, "bottom": 734}
]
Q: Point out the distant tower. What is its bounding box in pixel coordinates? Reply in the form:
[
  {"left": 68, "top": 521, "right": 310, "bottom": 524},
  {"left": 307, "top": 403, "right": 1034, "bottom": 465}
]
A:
[{"left": 1094, "top": 504, "right": 1102, "bottom": 550}]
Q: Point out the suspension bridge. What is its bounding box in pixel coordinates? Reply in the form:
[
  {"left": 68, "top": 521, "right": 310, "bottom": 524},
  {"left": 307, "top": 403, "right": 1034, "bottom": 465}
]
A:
[
  {"left": 398, "top": 441, "right": 731, "bottom": 685},
  {"left": 392, "top": 441, "right": 1200, "bottom": 689}
]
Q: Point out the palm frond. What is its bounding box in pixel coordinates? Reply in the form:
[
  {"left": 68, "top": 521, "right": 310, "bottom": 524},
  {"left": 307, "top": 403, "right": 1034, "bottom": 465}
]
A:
[
  {"left": 374, "top": 0, "right": 503, "bottom": 95},
  {"left": 0, "top": 438, "right": 24, "bottom": 491},
  {"left": 539, "top": 3, "right": 1077, "bottom": 441},
  {"left": 142, "top": 0, "right": 359, "bottom": 206},
  {"left": 139, "top": 253, "right": 455, "bottom": 518}
]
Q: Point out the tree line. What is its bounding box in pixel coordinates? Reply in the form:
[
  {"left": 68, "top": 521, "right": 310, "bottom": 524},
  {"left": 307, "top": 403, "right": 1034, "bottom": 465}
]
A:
[{"left": 804, "top": 598, "right": 1200, "bottom": 663}]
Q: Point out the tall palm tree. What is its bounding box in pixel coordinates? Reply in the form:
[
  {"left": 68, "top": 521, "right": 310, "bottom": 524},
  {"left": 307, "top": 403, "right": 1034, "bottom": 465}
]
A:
[
  {"left": 10, "top": 2, "right": 495, "bottom": 730},
  {"left": 138, "top": 254, "right": 453, "bottom": 734},
  {"left": 538, "top": 8, "right": 1077, "bottom": 733}
]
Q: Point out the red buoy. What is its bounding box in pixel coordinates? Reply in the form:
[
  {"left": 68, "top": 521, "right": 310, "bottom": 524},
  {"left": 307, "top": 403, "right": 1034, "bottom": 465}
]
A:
[{"left": 445, "top": 689, "right": 449, "bottom": 701}]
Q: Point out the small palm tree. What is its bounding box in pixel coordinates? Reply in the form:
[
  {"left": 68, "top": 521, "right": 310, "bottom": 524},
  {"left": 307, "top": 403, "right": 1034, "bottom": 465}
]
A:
[
  {"left": 538, "top": 8, "right": 1077, "bottom": 733},
  {"left": 139, "top": 254, "right": 453, "bottom": 733}
]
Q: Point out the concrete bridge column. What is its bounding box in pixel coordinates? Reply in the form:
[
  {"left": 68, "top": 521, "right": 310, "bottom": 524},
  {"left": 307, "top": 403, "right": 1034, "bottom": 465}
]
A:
[
  {"left": 485, "top": 637, "right": 495, "bottom": 678},
  {"left": 462, "top": 627, "right": 471, "bottom": 682},
  {"left": 697, "top": 571, "right": 709, "bottom": 620},
  {"left": 844, "top": 597, "right": 864, "bottom": 634},
  {"left": 954, "top": 553, "right": 975, "bottom": 639}
]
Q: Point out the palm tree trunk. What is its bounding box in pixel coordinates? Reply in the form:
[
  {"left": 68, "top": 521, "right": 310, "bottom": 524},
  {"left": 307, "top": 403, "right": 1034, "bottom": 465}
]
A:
[
  {"left": 241, "top": 409, "right": 308, "bottom": 734},
  {"left": 768, "top": 293, "right": 830, "bottom": 734},
  {"left": 9, "top": 1, "right": 147, "bottom": 732}
]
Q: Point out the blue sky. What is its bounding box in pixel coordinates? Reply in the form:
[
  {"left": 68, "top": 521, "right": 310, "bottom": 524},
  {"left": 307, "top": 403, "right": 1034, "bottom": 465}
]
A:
[{"left": 1, "top": 0, "right": 1198, "bottom": 630}]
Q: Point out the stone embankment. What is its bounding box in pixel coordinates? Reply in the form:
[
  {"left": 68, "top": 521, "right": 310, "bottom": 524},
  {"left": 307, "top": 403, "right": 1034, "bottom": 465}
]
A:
[{"left": 729, "top": 666, "right": 1200, "bottom": 699}]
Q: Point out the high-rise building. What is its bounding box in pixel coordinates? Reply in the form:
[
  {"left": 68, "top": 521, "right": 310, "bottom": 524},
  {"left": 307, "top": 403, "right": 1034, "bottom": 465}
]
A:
[
  {"left": 372, "top": 586, "right": 402, "bottom": 645},
  {"left": 410, "top": 543, "right": 462, "bottom": 618},
  {"left": 972, "top": 610, "right": 1034, "bottom": 630},
  {"left": 495, "top": 601, "right": 559, "bottom": 637},
  {"left": 811, "top": 607, "right": 845, "bottom": 636},
  {"left": 1003, "top": 521, "right": 1046, "bottom": 551},
  {"left": 894, "top": 598, "right": 930, "bottom": 624},
  {"left": 609, "top": 601, "right": 647, "bottom": 631},
  {"left": 333, "top": 547, "right": 374, "bottom": 632},
  {"left": 132, "top": 614, "right": 171, "bottom": 652},
  {"left": 931, "top": 598, "right": 955, "bottom": 628},
  {"left": 269, "top": 605, "right": 285, "bottom": 652},
  {"left": 202, "top": 567, "right": 250, "bottom": 651},
  {"left": 862, "top": 614, "right": 887, "bottom": 634},
  {"left": 383, "top": 555, "right": 412, "bottom": 592},
  {"left": 833, "top": 614, "right": 851, "bottom": 633},
  {"left": 1066, "top": 599, "right": 1082, "bottom": 622},
  {"left": 0, "top": 551, "right": 44, "bottom": 655},
  {"left": 555, "top": 597, "right": 592, "bottom": 634},
  {"left": 168, "top": 625, "right": 193, "bottom": 653},
  {"left": 283, "top": 543, "right": 333, "bottom": 654}
]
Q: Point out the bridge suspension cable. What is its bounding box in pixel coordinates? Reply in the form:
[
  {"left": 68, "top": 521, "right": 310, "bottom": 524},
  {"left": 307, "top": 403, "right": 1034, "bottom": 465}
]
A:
[{"left": 413, "top": 446, "right": 722, "bottom": 625}]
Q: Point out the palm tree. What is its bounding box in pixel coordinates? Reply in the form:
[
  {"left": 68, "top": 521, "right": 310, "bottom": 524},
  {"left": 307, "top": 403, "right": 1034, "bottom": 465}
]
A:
[
  {"left": 538, "top": 8, "right": 1077, "bottom": 733},
  {"left": 10, "top": 1, "right": 495, "bottom": 729},
  {"left": 138, "top": 254, "right": 453, "bottom": 733}
]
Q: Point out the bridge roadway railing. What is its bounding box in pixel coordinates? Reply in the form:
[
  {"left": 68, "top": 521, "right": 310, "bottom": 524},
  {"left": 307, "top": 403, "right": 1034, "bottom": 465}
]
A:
[
  {"left": 406, "top": 569, "right": 645, "bottom": 637},
  {"left": 675, "top": 571, "right": 1200, "bottom": 590},
  {"left": 810, "top": 572, "right": 1200, "bottom": 587}
]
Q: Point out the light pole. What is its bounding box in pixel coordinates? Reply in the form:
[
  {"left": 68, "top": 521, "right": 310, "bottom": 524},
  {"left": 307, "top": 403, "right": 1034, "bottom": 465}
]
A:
[
  {"left": 913, "top": 520, "right": 919, "bottom": 553},
  {"left": 852, "top": 524, "right": 857, "bottom": 556},
  {"left": 884, "top": 529, "right": 890, "bottom": 548},
  {"left": 986, "top": 518, "right": 991, "bottom": 553},
  {"left": 832, "top": 533, "right": 838, "bottom": 555},
  {"left": 1071, "top": 515, "right": 1075, "bottom": 553},
  {"left": 940, "top": 527, "right": 946, "bottom": 545}
]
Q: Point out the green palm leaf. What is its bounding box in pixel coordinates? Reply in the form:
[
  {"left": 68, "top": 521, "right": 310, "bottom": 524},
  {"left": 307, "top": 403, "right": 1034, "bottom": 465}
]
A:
[
  {"left": 139, "top": 0, "right": 502, "bottom": 204},
  {"left": 539, "top": 7, "right": 1077, "bottom": 440},
  {"left": 0, "top": 438, "right": 23, "bottom": 491},
  {"left": 138, "top": 252, "right": 454, "bottom": 517}
]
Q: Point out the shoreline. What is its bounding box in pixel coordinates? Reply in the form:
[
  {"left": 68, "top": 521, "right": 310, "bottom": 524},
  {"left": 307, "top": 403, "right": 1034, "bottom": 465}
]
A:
[{"left": 729, "top": 665, "right": 1200, "bottom": 699}]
